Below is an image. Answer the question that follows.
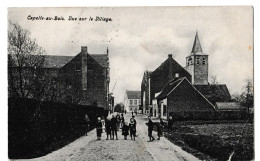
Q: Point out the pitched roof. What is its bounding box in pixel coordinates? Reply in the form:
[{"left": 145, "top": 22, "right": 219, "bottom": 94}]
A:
[
  {"left": 156, "top": 77, "right": 184, "bottom": 99},
  {"left": 126, "top": 91, "right": 141, "bottom": 99},
  {"left": 151, "top": 55, "right": 191, "bottom": 80},
  {"left": 189, "top": 32, "right": 207, "bottom": 56},
  {"left": 43, "top": 53, "right": 108, "bottom": 68},
  {"left": 156, "top": 77, "right": 216, "bottom": 109},
  {"left": 216, "top": 102, "right": 244, "bottom": 111},
  {"left": 44, "top": 55, "right": 73, "bottom": 68},
  {"left": 90, "top": 54, "right": 109, "bottom": 68},
  {"left": 191, "top": 31, "right": 203, "bottom": 53},
  {"left": 194, "top": 84, "right": 231, "bottom": 104}
]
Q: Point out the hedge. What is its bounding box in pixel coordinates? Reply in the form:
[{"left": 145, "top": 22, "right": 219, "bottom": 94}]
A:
[{"left": 8, "top": 97, "right": 108, "bottom": 159}]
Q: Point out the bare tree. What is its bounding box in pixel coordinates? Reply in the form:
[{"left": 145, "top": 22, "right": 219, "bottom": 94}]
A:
[
  {"left": 234, "top": 79, "right": 254, "bottom": 114},
  {"left": 8, "top": 21, "right": 46, "bottom": 99},
  {"left": 210, "top": 75, "right": 218, "bottom": 84}
]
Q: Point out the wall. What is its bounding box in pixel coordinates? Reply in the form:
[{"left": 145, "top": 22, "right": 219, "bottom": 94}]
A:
[
  {"left": 193, "top": 55, "right": 208, "bottom": 85},
  {"left": 83, "top": 54, "right": 107, "bottom": 108},
  {"left": 59, "top": 53, "right": 108, "bottom": 109}
]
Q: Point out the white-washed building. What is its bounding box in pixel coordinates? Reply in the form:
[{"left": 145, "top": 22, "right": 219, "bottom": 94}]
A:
[{"left": 124, "top": 90, "right": 141, "bottom": 112}]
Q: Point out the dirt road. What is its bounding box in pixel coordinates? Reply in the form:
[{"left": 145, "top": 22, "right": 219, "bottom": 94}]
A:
[{"left": 13, "top": 113, "right": 199, "bottom": 161}]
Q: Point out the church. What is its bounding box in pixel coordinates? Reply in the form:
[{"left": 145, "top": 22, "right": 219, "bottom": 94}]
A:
[{"left": 141, "top": 32, "right": 232, "bottom": 119}]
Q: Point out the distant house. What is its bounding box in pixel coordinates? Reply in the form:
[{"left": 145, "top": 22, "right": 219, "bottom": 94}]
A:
[
  {"left": 124, "top": 90, "right": 141, "bottom": 112},
  {"left": 141, "top": 32, "right": 232, "bottom": 118}
]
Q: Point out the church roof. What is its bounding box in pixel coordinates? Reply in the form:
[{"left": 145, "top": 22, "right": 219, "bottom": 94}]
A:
[
  {"left": 190, "top": 31, "right": 206, "bottom": 55},
  {"left": 194, "top": 84, "right": 231, "bottom": 104},
  {"left": 126, "top": 90, "right": 141, "bottom": 99}
]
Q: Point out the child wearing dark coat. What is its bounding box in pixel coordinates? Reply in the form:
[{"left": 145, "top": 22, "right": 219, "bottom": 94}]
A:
[
  {"left": 147, "top": 116, "right": 155, "bottom": 142},
  {"left": 129, "top": 118, "right": 136, "bottom": 140},
  {"left": 111, "top": 115, "right": 118, "bottom": 140},
  {"left": 157, "top": 118, "right": 164, "bottom": 140},
  {"left": 105, "top": 117, "right": 112, "bottom": 140},
  {"left": 122, "top": 121, "right": 129, "bottom": 140}
]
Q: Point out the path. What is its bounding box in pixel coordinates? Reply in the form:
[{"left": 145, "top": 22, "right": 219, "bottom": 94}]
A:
[{"left": 12, "top": 113, "right": 199, "bottom": 161}]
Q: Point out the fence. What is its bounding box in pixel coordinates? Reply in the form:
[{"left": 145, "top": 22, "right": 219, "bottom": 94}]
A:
[{"left": 8, "top": 97, "right": 108, "bottom": 159}]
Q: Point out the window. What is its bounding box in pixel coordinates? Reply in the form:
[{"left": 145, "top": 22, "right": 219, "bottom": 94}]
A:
[
  {"left": 134, "top": 100, "right": 137, "bottom": 105},
  {"left": 196, "top": 57, "right": 200, "bottom": 65},
  {"left": 130, "top": 100, "right": 133, "bottom": 105},
  {"left": 139, "top": 100, "right": 141, "bottom": 104},
  {"left": 202, "top": 57, "right": 206, "bottom": 65},
  {"left": 163, "top": 105, "right": 167, "bottom": 116},
  {"left": 188, "top": 57, "right": 193, "bottom": 65},
  {"left": 175, "top": 73, "right": 179, "bottom": 78}
]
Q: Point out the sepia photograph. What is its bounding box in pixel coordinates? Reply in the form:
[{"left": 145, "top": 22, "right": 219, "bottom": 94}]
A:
[{"left": 8, "top": 7, "right": 253, "bottom": 161}]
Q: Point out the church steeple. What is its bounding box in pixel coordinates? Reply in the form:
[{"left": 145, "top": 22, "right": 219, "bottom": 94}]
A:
[
  {"left": 191, "top": 31, "right": 203, "bottom": 54},
  {"left": 186, "top": 31, "right": 208, "bottom": 85}
]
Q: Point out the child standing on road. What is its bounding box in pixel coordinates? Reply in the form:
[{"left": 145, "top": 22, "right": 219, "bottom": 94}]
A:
[
  {"left": 85, "top": 114, "right": 90, "bottom": 136},
  {"left": 111, "top": 115, "right": 118, "bottom": 140},
  {"left": 96, "top": 117, "right": 103, "bottom": 140},
  {"left": 120, "top": 113, "right": 125, "bottom": 129},
  {"left": 131, "top": 115, "right": 137, "bottom": 137},
  {"left": 101, "top": 116, "right": 106, "bottom": 133},
  {"left": 129, "top": 118, "right": 136, "bottom": 140},
  {"left": 105, "top": 116, "right": 112, "bottom": 140},
  {"left": 147, "top": 116, "right": 155, "bottom": 142},
  {"left": 122, "top": 121, "right": 129, "bottom": 140},
  {"left": 157, "top": 118, "right": 164, "bottom": 140}
]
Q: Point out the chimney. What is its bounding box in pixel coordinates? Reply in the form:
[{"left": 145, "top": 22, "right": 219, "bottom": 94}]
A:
[
  {"left": 168, "top": 54, "right": 172, "bottom": 58},
  {"left": 81, "top": 46, "right": 88, "bottom": 53}
]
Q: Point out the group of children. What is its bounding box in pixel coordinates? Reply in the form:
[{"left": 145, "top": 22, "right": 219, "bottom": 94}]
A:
[
  {"left": 147, "top": 116, "right": 164, "bottom": 142},
  {"left": 95, "top": 114, "right": 137, "bottom": 140},
  {"left": 95, "top": 113, "right": 170, "bottom": 142}
]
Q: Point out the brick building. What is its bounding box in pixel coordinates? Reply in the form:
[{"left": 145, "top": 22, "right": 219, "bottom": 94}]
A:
[
  {"left": 40, "top": 46, "right": 110, "bottom": 109},
  {"left": 141, "top": 32, "right": 232, "bottom": 117},
  {"left": 141, "top": 54, "right": 192, "bottom": 114}
]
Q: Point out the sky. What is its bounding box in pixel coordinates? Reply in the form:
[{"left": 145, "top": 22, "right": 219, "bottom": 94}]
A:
[{"left": 8, "top": 7, "right": 253, "bottom": 103}]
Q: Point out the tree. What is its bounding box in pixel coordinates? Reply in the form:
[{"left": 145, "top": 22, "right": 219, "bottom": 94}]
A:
[
  {"left": 8, "top": 21, "right": 46, "bottom": 99},
  {"left": 234, "top": 79, "right": 254, "bottom": 114},
  {"left": 114, "top": 103, "right": 124, "bottom": 113},
  {"left": 210, "top": 75, "right": 218, "bottom": 84}
]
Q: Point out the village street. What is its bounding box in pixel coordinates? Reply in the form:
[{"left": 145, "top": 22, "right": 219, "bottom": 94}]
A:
[{"left": 13, "top": 113, "right": 199, "bottom": 161}]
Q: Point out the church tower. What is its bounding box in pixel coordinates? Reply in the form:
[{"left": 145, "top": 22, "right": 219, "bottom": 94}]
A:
[{"left": 186, "top": 32, "right": 208, "bottom": 85}]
